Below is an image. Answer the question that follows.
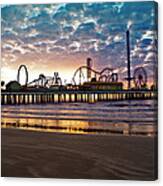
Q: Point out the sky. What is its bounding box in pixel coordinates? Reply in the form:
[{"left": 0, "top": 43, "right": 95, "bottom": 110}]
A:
[{"left": 1, "top": 1, "right": 158, "bottom": 86}]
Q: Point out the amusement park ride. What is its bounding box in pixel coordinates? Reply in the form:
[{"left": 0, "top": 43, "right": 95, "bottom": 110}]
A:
[{"left": 4, "top": 30, "right": 151, "bottom": 92}]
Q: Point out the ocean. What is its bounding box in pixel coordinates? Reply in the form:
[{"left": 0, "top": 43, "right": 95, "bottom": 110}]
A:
[{"left": 1, "top": 99, "right": 157, "bottom": 136}]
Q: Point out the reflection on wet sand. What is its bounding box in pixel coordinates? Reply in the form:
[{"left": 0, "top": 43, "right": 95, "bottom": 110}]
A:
[{"left": 1, "top": 117, "right": 156, "bottom": 136}]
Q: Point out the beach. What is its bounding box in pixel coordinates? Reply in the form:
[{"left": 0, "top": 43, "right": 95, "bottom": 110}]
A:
[{"left": 1, "top": 128, "right": 157, "bottom": 180}]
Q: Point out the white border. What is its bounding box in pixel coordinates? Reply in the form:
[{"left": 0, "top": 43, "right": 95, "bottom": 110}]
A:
[
  {"left": 0, "top": 0, "right": 162, "bottom": 186},
  {"left": 0, "top": 0, "right": 156, "bottom": 5}
]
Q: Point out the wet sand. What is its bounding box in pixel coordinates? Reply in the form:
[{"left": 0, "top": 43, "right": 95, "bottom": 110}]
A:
[{"left": 1, "top": 128, "right": 157, "bottom": 180}]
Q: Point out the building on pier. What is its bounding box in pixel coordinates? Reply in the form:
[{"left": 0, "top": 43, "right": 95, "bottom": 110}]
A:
[
  {"left": 6, "top": 81, "right": 21, "bottom": 91},
  {"left": 81, "top": 81, "right": 123, "bottom": 91}
]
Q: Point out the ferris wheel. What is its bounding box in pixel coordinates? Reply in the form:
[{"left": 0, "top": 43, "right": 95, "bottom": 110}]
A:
[
  {"left": 133, "top": 67, "right": 147, "bottom": 89},
  {"left": 17, "top": 65, "right": 28, "bottom": 86}
]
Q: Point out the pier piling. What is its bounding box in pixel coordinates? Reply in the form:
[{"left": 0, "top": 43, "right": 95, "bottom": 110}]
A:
[{"left": 1, "top": 90, "right": 157, "bottom": 105}]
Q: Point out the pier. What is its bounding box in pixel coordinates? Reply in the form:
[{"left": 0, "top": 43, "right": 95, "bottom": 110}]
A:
[{"left": 1, "top": 90, "right": 157, "bottom": 105}]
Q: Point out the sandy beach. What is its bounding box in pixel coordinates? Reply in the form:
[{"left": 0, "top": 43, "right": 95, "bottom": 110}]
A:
[{"left": 1, "top": 128, "right": 157, "bottom": 180}]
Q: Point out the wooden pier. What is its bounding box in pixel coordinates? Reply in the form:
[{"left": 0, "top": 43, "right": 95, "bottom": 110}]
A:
[{"left": 1, "top": 90, "right": 157, "bottom": 105}]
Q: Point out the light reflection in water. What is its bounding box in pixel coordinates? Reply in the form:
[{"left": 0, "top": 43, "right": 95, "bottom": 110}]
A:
[
  {"left": 1, "top": 117, "right": 156, "bottom": 136},
  {"left": 1, "top": 100, "right": 157, "bottom": 136}
]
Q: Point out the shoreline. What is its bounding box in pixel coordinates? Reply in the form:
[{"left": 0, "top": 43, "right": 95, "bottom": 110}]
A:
[{"left": 1, "top": 128, "right": 157, "bottom": 180}]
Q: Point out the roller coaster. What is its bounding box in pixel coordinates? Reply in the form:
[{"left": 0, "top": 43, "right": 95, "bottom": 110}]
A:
[
  {"left": 72, "top": 65, "right": 118, "bottom": 85},
  {"left": 27, "top": 72, "right": 62, "bottom": 88}
]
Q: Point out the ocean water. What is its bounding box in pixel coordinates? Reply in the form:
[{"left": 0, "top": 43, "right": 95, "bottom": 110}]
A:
[{"left": 1, "top": 99, "right": 157, "bottom": 136}]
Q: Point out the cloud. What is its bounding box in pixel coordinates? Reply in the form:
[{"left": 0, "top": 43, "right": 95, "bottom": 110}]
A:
[
  {"left": 1, "top": 2, "right": 157, "bottom": 84},
  {"left": 144, "top": 52, "right": 156, "bottom": 62}
]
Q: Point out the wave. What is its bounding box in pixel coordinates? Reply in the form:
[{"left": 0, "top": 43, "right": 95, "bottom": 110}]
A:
[{"left": 1, "top": 100, "right": 157, "bottom": 135}]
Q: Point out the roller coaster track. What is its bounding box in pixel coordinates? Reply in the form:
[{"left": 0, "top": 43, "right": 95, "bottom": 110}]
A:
[
  {"left": 72, "top": 66, "right": 115, "bottom": 85},
  {"left": 28, "top": 74, "right": 62, "bottom": 88}
]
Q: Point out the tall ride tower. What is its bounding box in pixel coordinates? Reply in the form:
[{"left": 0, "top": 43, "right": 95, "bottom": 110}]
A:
[
  {"left": 86, "top": 57, "right": 92, "bottom": 81},
  {"left": 126, "top": 30, "right": 133, "bottom": 89}
]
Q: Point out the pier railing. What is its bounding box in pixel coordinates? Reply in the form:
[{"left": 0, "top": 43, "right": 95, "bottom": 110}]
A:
[{"left": 1, "top": 90, "right": 157, "bottom": 105}]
